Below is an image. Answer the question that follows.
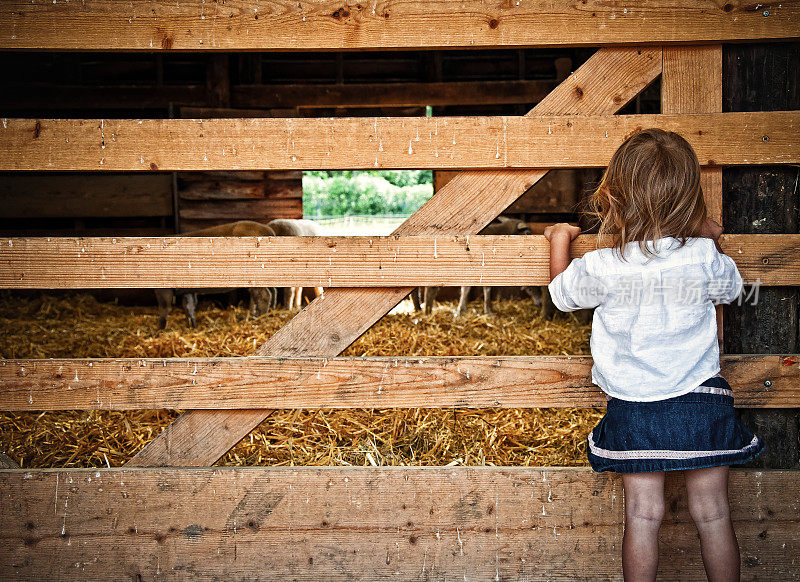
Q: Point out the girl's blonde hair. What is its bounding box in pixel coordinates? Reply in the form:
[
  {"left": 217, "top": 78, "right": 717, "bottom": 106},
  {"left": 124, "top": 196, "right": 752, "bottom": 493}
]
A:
[{"left": 585, "top": 128, "right": 707, "bottom": 259}]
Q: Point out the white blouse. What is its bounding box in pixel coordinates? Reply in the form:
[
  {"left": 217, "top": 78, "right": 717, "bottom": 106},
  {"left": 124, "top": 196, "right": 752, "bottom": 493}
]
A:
[{"left": 548, "top": 236, "right": 744, "bottom": 402}]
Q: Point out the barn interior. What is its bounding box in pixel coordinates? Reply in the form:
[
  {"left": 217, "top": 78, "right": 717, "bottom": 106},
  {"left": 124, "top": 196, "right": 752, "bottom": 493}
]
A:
[
  {"left": 0, "top": 48, "right": 660, "bottom": 274},
  {"left": 0, "top": 4, "right": 797, "bottom": 575},
  {"left": 0, "top": 47, "right": 644, "bottom": 467}
]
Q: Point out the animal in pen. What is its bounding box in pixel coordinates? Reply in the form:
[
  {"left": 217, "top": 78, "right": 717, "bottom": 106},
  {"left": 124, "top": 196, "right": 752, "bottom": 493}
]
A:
[
  {"left": 413, "top": 216, "right": 540, "bottom": 315},
  {"left": 154, "top": 220, "right": 278, "bottom": 328},
  {"left": 267, "top": 218, "right": 325, "bottom": 310},
  {"left": 0, "top": 8, "right": 797, "bottom": 578}
]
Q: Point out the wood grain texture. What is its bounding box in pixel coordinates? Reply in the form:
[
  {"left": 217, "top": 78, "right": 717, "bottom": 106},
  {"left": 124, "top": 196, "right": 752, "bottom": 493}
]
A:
[
  {"left": 178, "top": 197, "right": 302, "bottom": 219},
  {"left": 0, "top": 174, "right": 172, "bottom": 218},
  {"left": 0, "top": 77, "right": 556, "bottom": 111},
  {"left": 1, "top": 0, "right": 798, "bottom": 50},
  {"left": 127, "top": 47, "right": 663, "bottom": 467},
  {"left": 723, "top": 42, "right": 800, "bottom": 471},
  {"left": 662, "top": 46, "right": 724, "bottom": 223},
  {"left": 233, "top": 79, "right": 560, "bottom": 109},
  {"left": 178, "top": 180, "right": 266, "bottom": 200},
  {"left": 2, "top": 234, "right": 797, "bottom": 289},
  {"left": 2, "top": 355, "right": 798, "bottom": 411},
  {"left": 1, "top": 467, "right": 798, "bottom": 581},
  {"left": 662, "top": 46, "right": 725, "bottom": 347},
  {"left": 2, "top": 111, "right": 797, "bottom": 171}
]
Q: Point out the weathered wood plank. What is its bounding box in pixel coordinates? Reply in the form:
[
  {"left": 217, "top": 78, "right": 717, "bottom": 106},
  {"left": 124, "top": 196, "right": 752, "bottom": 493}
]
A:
[
  {"left": 0, "top": 174, "right": 172, "bottom": 218},
  {"left": 127, "top": 47, "right": 664, "bottom": 467},
  {"left": 1, "top": 355, "right": 797, "bottom": 411},
  {"left": 178, "top": 197, "right": 302, "bottom": 219},
  {"left": 0, "top": 84, "right": 208, "bottom": 111},
  {"left": 178, "top": 171, "right": 266, "bottom": 182},
  {"left": 178, "top": 180, "right": 266, "bottom": 200},
  {"left": 0, "top": 227, "right": 174, "bottom": 238},
  {"left": 1, "top": 234, "right": 796, "bottom": 289},
  {"left": 723, "top": 42, "right": 800, "bottom": 471},
  {"left": 1, "top": 112, "right": 797, "bottom": 171},
  {"left": 662, "top": 46, "right": 724, "bottom": 224},
  {"left": 233, "top": 79, "right": 560, "bottom": 108},
  {"left": 179, "top": 176, "right": 301, "bottom": 200},
  {"left": 1, "top": 0, "right": 798, "bottom": 50},
  {"left": 663, "top": 46, "right": 725, "bottom": 346},
  {"left": 1, "top": 467, "right": 797, "bottom": 581}
]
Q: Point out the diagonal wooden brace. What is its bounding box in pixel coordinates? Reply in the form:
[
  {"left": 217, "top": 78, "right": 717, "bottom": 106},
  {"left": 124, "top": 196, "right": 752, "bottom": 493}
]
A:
[{"left": 127, "top": 47, "right": 663, "bottom": 467}]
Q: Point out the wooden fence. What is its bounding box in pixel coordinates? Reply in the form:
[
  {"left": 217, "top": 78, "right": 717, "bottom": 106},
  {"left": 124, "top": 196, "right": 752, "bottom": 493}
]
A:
[{"left": 1, "top": 2, "right": 799, "bottom": 579}]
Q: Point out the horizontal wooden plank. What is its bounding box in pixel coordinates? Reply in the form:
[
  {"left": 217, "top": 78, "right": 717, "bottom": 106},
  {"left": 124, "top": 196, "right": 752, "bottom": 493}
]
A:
[
  {"left": 179, "top": 180, "right": 266, "bottom": 200},
  {"left": 0, "top": 174, "right": 172, "bottom": 218},
  {"left": 178, "top": 171, "right": 267, "bottom": 182},
  {"left": 1, "top": 0, "right": 798, "bottom": 50},
  {"left": 0, "top": 234, "right": 797, "bottom": 289},
  {"left": 1, "top": 467, "right": 797, "bottom": 581},
  {"left": 178, "top": 198, "right": 302, "bottom": 220},
  {"left": 232, "top": 79, "right": 560, "bottom": 108},
  {"left": 0, "top": 112, "right": 797, "bottom": 171},
  {"left": 0, "top": 227, "right": 174, "bottom": 237},
  {"left": 1, "top": 355, "right": 797, "bottom": 411},
  {"left": 0, "top": 84, "right": 208, "bottom": 111},
  {"left": 179, "top": 177, "right": 300, "bottom": 200}
]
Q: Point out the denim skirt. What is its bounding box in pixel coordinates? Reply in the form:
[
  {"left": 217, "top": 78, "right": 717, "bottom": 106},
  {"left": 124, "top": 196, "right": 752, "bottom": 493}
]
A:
[{"left": 588, "top": 375, "right": 765, "bottom": 473}]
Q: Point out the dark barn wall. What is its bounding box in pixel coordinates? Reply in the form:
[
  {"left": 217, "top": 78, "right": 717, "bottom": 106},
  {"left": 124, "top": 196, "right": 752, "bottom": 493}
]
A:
[{"left": 723, "top": 42, "right": 800, "bottom": 469}]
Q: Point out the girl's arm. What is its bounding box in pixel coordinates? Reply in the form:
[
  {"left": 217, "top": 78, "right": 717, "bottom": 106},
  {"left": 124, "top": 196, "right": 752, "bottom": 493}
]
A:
[{"left": 544, "top": 223, "right": 581, "bottom": 281}]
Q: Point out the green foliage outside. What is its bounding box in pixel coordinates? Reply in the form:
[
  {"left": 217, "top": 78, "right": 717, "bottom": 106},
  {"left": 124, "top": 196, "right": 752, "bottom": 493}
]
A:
[{"left": 303, "top": 170, "right": 434, "bottom": 217}]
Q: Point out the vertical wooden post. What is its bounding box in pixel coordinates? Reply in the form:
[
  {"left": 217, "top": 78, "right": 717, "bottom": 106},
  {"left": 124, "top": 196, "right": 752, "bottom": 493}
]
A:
[
  {"left": 723, "top": 42, "right": 800, "bottom": 469},
  {"left": 662, "top": 46, "right": 724, "bottom": 345},
  {"left": 206, "top": 55, "right": 230, "bottom": 108}
]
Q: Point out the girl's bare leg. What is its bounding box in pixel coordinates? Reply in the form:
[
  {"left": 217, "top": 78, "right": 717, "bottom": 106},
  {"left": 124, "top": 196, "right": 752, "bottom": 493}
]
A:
[
  {"left": 684, "top": 466, "right": 740, "bottom": 581},
  {"left": 621, "top": 471, "right": 666, "bottom": 581}
]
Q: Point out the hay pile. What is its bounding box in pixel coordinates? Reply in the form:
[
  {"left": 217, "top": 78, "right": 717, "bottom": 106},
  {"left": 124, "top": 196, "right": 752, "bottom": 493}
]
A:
[{"left": 0, "top": 290, "right": 598, "bottom": 468}]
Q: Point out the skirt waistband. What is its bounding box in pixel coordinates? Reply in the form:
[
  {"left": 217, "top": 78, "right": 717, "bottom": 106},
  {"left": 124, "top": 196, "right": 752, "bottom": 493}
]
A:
[{"left": 606, "top": 375, "right": 733, "bottom": 404}]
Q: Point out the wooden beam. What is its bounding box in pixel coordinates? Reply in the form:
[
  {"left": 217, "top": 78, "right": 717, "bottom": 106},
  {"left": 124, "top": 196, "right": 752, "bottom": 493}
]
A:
[
  {"left": 0, "top": 174, "right": 172, "bottom": 218},
  {"left": 179, "top": 180, "right": 266, "bottom": 200},
  {"left": 1, "top": 355, "right": 797, "bottom": 411},
  {"left": 1, "top": 1, "right": 798, "bottom": 50},
  {"left": 662, "top": 46, "right": 725, "bottom": 348},
  {"left": 179, "top": 171, "right": 267, "bottom": 181},
  {"left": 723, "top": 42, "right": 800, "bottom": 470},
  {"left": 1, "top": 111, "right": 797, "bottom": 171},
  {"left": 0, "top": 85, "right": 208, "bottom": 111},
  {"left": 662, "top": 46, "right": 724, "bottom": 223},
  {"left": 205, "top": 55, "right": 230, "bottom": 108},
  {"left": 0, "top": 227, "right": 174, "bottom": 237},
  {"left": 1, "top": 467, "right": 797, "bottom": 580},
  {"left": 178, "top": 197, "right": 302, "bottom": 220},
  {"left": 1, "top": 233, "right": 796, "bottom": 289},
  {"left": 232, "top": 79, "right": 560, "bottom": 109},
  {"left": 127, "top": 47, "right": 664, "bottom": 467}
]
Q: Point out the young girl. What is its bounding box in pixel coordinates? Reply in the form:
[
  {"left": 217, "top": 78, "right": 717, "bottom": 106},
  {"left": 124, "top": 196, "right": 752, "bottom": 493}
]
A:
[{"left": 544, "top": 128, "right": 764, "bottom": 582}]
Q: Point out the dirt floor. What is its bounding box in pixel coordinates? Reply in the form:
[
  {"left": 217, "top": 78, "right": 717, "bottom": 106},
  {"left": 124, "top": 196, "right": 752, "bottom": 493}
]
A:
[{"left": 0, "top": 290, "right": 599, "bottom": 468}]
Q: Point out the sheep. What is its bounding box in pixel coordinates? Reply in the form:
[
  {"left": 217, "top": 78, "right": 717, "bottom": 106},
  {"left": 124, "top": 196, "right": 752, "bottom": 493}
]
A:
[
  {"left": 414, "top": 216, "right": 532, "bottom": 316},
  {"left": 412, "top": 216, "right": 590, "bottom": 321},
  {"left": 267, "top": 218, "right": 325, "bottom": 310},
  {"left": 154, "top": 220, "right": 277, "bottom": 329},
  {"left": 454, "top": 216, "right": 534, "bottom": 317}
]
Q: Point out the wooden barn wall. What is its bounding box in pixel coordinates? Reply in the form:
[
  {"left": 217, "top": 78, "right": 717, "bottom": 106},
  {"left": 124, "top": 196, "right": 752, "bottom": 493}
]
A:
[
  {"left": 723, "top": 42, "right": 800, "bottom": 470},
  {"left": 0, "top": 48, "right": 610, "bottom": 240}
]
